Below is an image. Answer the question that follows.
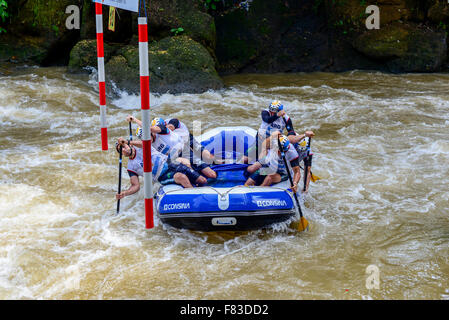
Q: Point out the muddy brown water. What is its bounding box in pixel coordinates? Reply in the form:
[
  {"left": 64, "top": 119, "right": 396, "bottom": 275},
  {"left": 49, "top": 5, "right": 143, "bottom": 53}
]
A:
[{"left": 0, "top": 67, "right": 448, "bottom": 299}]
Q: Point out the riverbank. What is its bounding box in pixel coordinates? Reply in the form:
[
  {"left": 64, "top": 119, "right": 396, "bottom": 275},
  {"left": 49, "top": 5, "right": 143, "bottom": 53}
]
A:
[{"left": 1, "top": 0, "right": 449, "bottom": 94}]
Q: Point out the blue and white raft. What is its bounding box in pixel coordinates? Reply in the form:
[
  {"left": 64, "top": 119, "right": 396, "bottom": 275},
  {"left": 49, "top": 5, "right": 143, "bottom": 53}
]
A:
[{"left": 155, "top": 127, "right": 298, "bottom": 231}]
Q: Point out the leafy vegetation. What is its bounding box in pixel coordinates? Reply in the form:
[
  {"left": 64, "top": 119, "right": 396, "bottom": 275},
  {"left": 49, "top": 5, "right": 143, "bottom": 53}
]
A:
[
  {"left": 170, "top": 27, "right": 185, "bottom": 36},
  {"left": 203, "top": 0, "right": 221, "bottom": 11},
  {"left": 0, "top": 0, "right": 8, "bottom": 34}
]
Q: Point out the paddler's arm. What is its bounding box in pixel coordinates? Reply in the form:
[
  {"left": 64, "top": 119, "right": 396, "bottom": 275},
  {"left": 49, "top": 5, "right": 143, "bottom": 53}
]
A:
[
  {"left": 118, "top": 137, "right": 142, "bottom": 148},
  {"left": 126, "top": 115, "right": 143, "bottom": 127},
  {"left": 287, "top": 131, "right": 315, "bottom": 144},
  {"left": 151, "top": 123, "right": 169, "bottom": 134},
  {"left": 116, "top": 175, "right": 140, "bottom": 199},
  {"left": 290, "top": 157, "right": 301, "bottom": 194},
  {"left": 264, "top": 131, "right": 283, "bottom": 150}
]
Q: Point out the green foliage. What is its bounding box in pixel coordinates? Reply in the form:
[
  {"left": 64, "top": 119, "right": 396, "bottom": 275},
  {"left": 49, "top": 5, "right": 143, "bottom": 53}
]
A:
[
  {"left": 0, "top": 0, "right": 8, "bottom": 33},
  {"left": 170, "top": 27, "right": 185, "bottom": 36},
  {"left": 203, "top": 0, "right": 221, "bottom": 11}
]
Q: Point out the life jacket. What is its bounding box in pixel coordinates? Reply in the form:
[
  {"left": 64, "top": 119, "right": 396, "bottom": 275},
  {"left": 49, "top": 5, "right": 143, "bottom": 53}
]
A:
[
  {"left": 152, "top": 128, "right": 183, "bottom": 159},
  {"left": 166, "top": 118, "right": 190, "bottom": 145},
  {"left": 127, "top": 147, "right": 168, "bottom": 182},
  {"left": 260, "top": 145, "right": 299, "bottom": 175},
  {"left": 258, "top": 109, "right": 291, "bottom": 139}
]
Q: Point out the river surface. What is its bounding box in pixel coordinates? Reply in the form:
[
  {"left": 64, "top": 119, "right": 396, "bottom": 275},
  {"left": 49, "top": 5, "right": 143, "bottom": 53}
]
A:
[{"left": 0, "top": 67, "right": 448, "bottom": 299}]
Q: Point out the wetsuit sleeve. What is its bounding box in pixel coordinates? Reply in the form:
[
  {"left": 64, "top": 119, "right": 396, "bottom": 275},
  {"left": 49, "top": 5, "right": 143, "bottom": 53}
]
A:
[
  {"left": 284, "top": 116, "right": 294, "bottom": 134},
  {"left": 261, "top": 110, "right": 279, "bottom": 124}
]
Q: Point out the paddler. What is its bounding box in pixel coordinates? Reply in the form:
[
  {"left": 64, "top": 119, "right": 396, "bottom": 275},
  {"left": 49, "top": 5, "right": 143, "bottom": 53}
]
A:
[
  {"left": 243, "top": 133, "right": 301, "bottom": 193},
  {"left": 165, "top": 118, "right": 218, "bottom": 179},
  {"left": 114, "top": 137, "right": 207, "bottom": 200},
  {"left": 242, "top": 100, "right": 295, "bottom": 163},
  {"left": 127, "top": 115, "right": 217, "bottom": 180},
  {"left": 287, "top": 131, "right": 315, "bottom": 193}
]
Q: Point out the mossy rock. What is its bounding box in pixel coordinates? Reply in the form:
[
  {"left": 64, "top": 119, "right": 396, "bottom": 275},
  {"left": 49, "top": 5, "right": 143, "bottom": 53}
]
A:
[
  {"left": 0, "top": 35, "right": 48, "bottom": 64},
  {"left": 427, "top": 1, "right": 449, "bottom": 23},
  {"left": 67, "top": 39, "right": 118, "bottom": 73},
  {"left": 145, "top": 0, "right": 216, "bottom": 54},
  {"left": 353, "top": 23, "right": 410, "bottom": 59},
  {"left": 5, "top": 0, "right": 83, "bottom": 65},
  {"left": 11, "top": 0, "right": 83, "bottom": 40},
  {"left": 354, "top": 22, "right": 447, "bottom": 72},
  {"left": 105, "top": 35, "right": 223, "bottom": 94}
]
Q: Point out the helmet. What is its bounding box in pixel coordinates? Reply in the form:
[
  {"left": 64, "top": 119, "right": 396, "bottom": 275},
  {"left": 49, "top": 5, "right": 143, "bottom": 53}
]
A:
[
  {"left": 151, "top": 117, "right": 165, "bottom": 127},
  {"left": 269, "top": 100, "right": 283, "bottom": 113},
  {"left": 278, "top": 135, "right": 290, "bottom": 151},
  {"left": 296, "top": 138, "right": 308, "bottom": 151},
  {"left": 136, "top": 127, "right": 143, "bottom": 139}
]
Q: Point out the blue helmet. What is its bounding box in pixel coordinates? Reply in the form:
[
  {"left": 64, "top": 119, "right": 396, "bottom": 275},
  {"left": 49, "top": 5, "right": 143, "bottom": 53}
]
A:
[
  {"left": 269, "top": 100, "right": 283, "bottom": 113},
  {"left": 151, "top": 117, "right": 166, "bottom": 127}
]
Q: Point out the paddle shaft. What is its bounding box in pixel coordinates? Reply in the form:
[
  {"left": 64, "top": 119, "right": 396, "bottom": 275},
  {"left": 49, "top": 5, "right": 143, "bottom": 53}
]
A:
[
  {"left": 129, "top": 122, "right": 133, "bottom": 141},
  {"left": 278, "top": 137, "right": 304, "bottom": 220},
  {"left": 304, "top": 137, "right": 311, "bottom": 192},
  {"left": 117, "top": 146, "right": 123, "bottom": 214}
]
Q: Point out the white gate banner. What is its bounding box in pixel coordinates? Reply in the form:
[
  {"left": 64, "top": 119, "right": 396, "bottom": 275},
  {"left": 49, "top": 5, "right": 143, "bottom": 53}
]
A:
[{"left": 93, "top": 0, "right": 139, "bottom": 12}]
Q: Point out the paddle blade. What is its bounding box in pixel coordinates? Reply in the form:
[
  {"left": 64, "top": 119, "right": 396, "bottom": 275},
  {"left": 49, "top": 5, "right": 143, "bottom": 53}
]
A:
[
  {"left": 290, "top": 217, "right": 309, "bottom": 232},
  {"left": 310, "top": 173, "right": 321, "bottom": 183}
]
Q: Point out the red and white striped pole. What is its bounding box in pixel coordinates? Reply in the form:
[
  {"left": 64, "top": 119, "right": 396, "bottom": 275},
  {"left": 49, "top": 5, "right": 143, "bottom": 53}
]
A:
[
  {"left": 138, "top": 16, "right": 153, "bottom": 229},
  {"left": 95, "top": 2, "right": 108, "bottom": 150}
]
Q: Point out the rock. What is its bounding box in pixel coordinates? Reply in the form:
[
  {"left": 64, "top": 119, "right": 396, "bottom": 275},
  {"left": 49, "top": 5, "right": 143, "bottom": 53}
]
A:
[
  {"left": 146, "top": 0, "right": 217, "bottom": 54},
  {"left": 353, "top": 23, "right": 410, "bottom": 59},
  {"left": 0, "top": 35, "right": 48, "bottom": 64},
  {"left": 67, "top": 39, "right": 119, "bottom": 73},
  {"left": 353, "top": 22, "right": 447, "bottom": 72},
  {"left": 427, "top": 1, "right": 449, "bottom": 23},
  {"left": 215, "top": 0, "right": 332, "bottom": 74},
  {"left": 5, "top": 0, "right": 83, "bottom": 65},
  {"left": 105, "top": 35, "right": 223, "bottom": 94}
]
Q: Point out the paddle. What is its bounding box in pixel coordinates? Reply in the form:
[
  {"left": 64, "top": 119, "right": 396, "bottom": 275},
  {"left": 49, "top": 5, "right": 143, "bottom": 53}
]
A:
[
  {"left": 117, "top": 145, "right": 123, "bottom": 214},
  {"left": 303, "top": 137, "right": 311, "bottom": 192},
  {"left": 278, "top": 136, "right": 309, "bottom": 232},
  {"left": 129, "top": 122, "right": 133, "bottom": 142},
  {"left": 280, "top": 117, "right": 320, "bottom": 183}
]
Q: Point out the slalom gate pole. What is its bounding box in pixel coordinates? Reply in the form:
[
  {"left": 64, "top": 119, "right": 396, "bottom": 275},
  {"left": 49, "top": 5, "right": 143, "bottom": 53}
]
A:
[
  {"left": 138, "top": 16, "right": 154, "bottom": 229},
  {"left": 95, "top": 2, "right": 108, "bottom": 150}
]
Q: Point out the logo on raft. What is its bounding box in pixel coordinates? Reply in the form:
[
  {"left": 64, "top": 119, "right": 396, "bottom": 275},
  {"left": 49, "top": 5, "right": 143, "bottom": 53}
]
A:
[
  {"left": 256, "top": 199, "right": 288, "bottom": 207},
  {"left": 163, "top": 203, "right": 191, "bottom": 211}
]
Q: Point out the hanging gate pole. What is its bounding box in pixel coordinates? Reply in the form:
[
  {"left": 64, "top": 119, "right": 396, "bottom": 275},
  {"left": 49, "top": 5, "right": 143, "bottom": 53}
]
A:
[
  {"left": 95, "top": 2, "right": 108, "bottom": 150},
  {"left": 138, "top": 16, "right": 154, "bottom": 229}
]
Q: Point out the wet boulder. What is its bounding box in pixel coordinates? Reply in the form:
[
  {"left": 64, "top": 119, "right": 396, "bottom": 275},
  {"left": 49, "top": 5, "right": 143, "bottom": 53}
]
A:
[
  {"left": 67, "top": 39, "right": 119, "bottom": 73},
  {"left": 105, "top": 35, "right": 223, "bottom": 94},
  {"left": 353, "top": 22, "right": 447, "bottom": 72},
  {"left": 3, "top": 0, "right": 84, "bottom": 65}
]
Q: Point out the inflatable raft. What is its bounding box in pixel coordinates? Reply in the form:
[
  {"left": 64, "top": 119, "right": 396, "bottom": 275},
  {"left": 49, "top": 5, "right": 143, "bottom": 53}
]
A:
[{"left": 155, "top": 127, "right": 298, "bottom": 231}]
